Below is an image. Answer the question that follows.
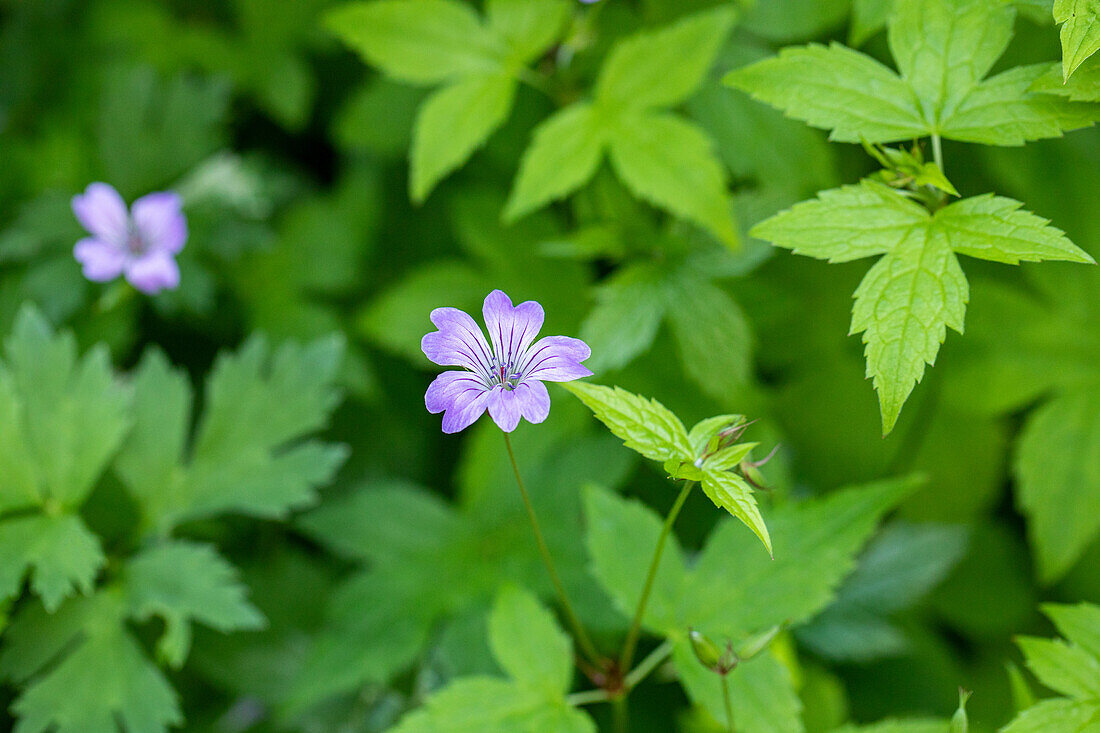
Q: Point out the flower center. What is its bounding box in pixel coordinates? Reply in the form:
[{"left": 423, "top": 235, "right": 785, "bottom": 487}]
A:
[
  {"left": 125, "top": 223, "right": 148, "bottom": 255},
  {"left": 491, "top": 359, "right": 522, "bottom": 390}
]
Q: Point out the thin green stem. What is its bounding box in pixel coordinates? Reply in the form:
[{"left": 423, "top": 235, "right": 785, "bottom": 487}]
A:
[
  {"left": 503, "top": 434, "right": 602, "bottom": 667},
  {"left": 612, "top": 696, "right": 628, "bottom": 733},
  {"left": 931, "top": 133, "right": 944, "bottom": 174},
  {"left": 722, "top": 674, "right": 735, "bottom": 733},
  {"left": 566, "top": 689, "right": 612, "bottom": 707},
  {"left": 623, "top": 639, "right": 674, "bottom": 690},
  {"left": 618, "top": 480, "right": 696, "bottom": 674}
]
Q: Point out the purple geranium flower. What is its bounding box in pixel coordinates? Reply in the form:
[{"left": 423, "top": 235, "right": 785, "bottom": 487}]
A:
[
  {"left": 423, "top": 290, "right": 593, "bottom": 434},
  {"left": 71, "top": 182, "right": 187, "bottom": 295}
]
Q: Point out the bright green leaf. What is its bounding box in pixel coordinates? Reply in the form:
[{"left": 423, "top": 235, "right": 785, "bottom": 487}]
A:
[
  {"left": 608, "top": 111, "right": 737, "bottom": 247},
  {"left": 410, "top": 73, "right": 516, "bottom": 202},
  {"left": 700, "top": 469, "right": 771, "bottom": 556},
  {"left": 488, "top": 586, "right": 574, "bottom": 696},
  {"left": 1044, "top": 603, "right": 1100, "bottom": 659},
  {"left": 325, "top": 0, "right": 503, "bottom": 85},
  {"left": 936, "top": 194, "right": 1094, "bottom": 264},
  {"left": 486, "top": 0, "right": 570, "bottom": 66},
  {"left": 1055, "top": 0, "right": 1100, "bottom": 80},
  {"left": 1002, "top": 699, "right": 1100, "bottom": 733},
  {"left": 1017, "top": 636, "right": 1100, "bottom": 699},
  {"left": 562, "top": 382, "right": 692, "bottom": 463},
  {"left": 0, "top": 515, "right": 103, "bottom": 613}
]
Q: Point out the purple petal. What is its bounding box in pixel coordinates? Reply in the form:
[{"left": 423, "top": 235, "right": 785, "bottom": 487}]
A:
[
  {"left": 520, "top": 336, "right": 593, "bottom": 382},
  {"left": 132, "top": 191, "right": 187, "bottom": 254},
  {"left": 441, "top": 388, "right": 492, "bottom": 434},
  {"left": 487, "top": 386, "right": 522, "bottom": 433},
  {"left": 425, "top": 371, "right": 488, "bottom": 414},
  {"left": 482, "top": 290, "right": 544, "bottom": 368},
  {"left": 71, "top": 183, "right": 128, "bottom": 244},
  {"left": 514, "top": 380, "right": 550, "bottom": 424},
  {"left": 421, "top": 307, "right": 495, "bottom": 375},
  {"left": 125, "top": 251, "right": 180, "bottom": 294},
  {"left": 74, "top": 237, "right": 127, "bottom": 282}
]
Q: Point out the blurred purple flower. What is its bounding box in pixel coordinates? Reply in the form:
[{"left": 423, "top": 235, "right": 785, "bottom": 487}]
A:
[
  {"left": 71, "top": 182, "right": 187, "bottom": 295},
  {"left": 422, "top": 290, "right": 593, "bottom": 434}
]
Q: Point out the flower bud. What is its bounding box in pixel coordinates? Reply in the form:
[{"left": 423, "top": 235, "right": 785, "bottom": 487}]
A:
[{"left": 689, "top": 629, "right": 738, "bottom": 675}]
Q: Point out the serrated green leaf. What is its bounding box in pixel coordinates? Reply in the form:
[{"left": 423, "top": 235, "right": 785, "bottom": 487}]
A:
[
  {"left": 115, "top": 337, "right": 347, "bottom": 534},
  {"left": 936, "top": 194, "right": 1094, "bottom": 264},
  {"left": 1002, "top": 698, "right": 1100, "bottom": 733},
  {"left": 488, "top": 586, "right": 573, "bottom": 696},
  {"left": 486, "top": 0, "right": 570, "bottom": 66},
  {"left": 583, "top": 484, "right": 686, "bottom": 632},
  {"left": 608, "top": 111, "right": 737, "bottom": 247},
  {"left": 561, "top": 382, "right": 691, "bottom": 463},
  {"left": 683, "top": 477, "right": 919, "bottom": 637},
  {"left": 700, "top": 469, "right": 771, "bottom": 556},
  {"left": 851, "top": 227, "right": 968, "bottom": 434},
  {"left": 1015, "top": 391, "right": 1100, "bottom": 582},
  {"left": 0, "top": 593, "right": 180, "bottom": 733},
  {"left": 750, "top": 181, "right": 929, "bottom": 263},
  {"left": 1017, "top": 636, "right": 1100, "bottom": 699},
  {"left": 1043, "top": 603, "right": 1100, "bottom": 659},
  {"left": 325, "top": 0, "right": 503, "bottom": 85},
  {"left": 725, "top": 43, "right": 926, "bottom": 143},
  {"left": 673, "top": 643, "right": 802, "bottom": 733},
  {"left": 580, "top": 263, "right": 666, "bottom": 373},
  {"left": 0, "top": 514, "right": 104, "bottom": 612},
  {"left": 411, "top": 73, "right": 516, "bottom": 202},
  {"left": 595, "top": 8, "right": 736, "bottom": 111},
  {"left": 504, "top": 104, "right": 607, "bottom": 222},
  {"left": 124, "top": 541, "right": 266, "bottom": 668},
  {"left": 1055, "top": 0, "right": 1100, "bottom": 80},
  {"left": 3, "top": 306, "right": 129, "bottom": 509}
]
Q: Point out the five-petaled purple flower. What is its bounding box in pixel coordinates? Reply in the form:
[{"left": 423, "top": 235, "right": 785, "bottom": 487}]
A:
[
  {"left": 71, "top": 182, "right": 187, "bottom": 295},
  {"left": 423, "top": 290, "right": 593, "bottom": 434}
]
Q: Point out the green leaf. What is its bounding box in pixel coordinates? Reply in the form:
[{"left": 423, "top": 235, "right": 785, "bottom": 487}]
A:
[
  {"left": 673, "top": 644, "right": 802, "bottom": 733},
  {"left": 486, "top": 0, "right": 570, "bottom": 66},
  {"left": 1043, "top": 603, "right": 1100, "bottom": 659},
  {"left": 583, "top": 485, "right": 686, "bottom": 632},
  {"left": 410, "top": 73, "right": 516, "bottom": 202},
  {"left": 0, "top": 593, "right": 180, "bottom": 733},
  {"left": 1002, "top": 699, "right": 1100, "bottom": 733},
  {"left": 3, "top": 306, "right": 129, "bottom": 509},
  {"left": 750, "top": 181, "right": 929, "bottom": 264},
  {"left": 1031, "top": 58, "right": 1100, "bottom": 101},
  {"left": 608, "top": 111, "right": 737, "bottom": 247},
  {"left": 851, "top": 226, "right": 968, "bottom": 434},
  {"left": 0, "top": 515, "right": 104, "bottom": 612},
  {"left": 580, "top": 263, "right": 667, "bottom": 373},
  {"left": 561, "top": 382, "right": 692, "bottom": 463},
  {"left": 937, "top": 64, "right": 1100, "bottom": 145},
  {"left": 683, "top": 477, "right": 919, "bottom": 638},
  {"left": 851, "top": 0, "right": 895, "bottom": 46},
  {"left": 504, "top": 104, "right": 607, "bottom": 222},
  {"left": 1017, "top": 636, "right": 1100, "bottom": 699},
  {"left": 936, "top": 194, "right": 1095, "bottom": 264},
  {"left": 488, "top": 586, "right": 574, "bottom": 696},
  {"left": 595, "top": 8, "right": 736, "bottom": 111},
  {"left": 124, "top": 541, "right": 266, "bottom": 668},
  {"left": 1055, "top": 0, "right": 1100, "bottom": 80},
  {"left": 753, "top": 181, "right": 1091, "bottom": 432},
  {"left": 888, "top": 0, "right": 1015, "bottom": 129},
  {"left": 325, "top": 0, "right": 503, "bottom": 85},
  {"left": 665, "top": 277, "right": 754, "bottom": 398},
  {"left": 725, "top": 43, "right": 926, "bottom": 143},
  {"left": 114, "top": 337, "right": 347, "bottom": 534},
  {"left": 1015, "top": 391, "right": 1100, "bottom": 582},
  {"left": 700, "top": 469, "right": 771, "bottom": 556}
]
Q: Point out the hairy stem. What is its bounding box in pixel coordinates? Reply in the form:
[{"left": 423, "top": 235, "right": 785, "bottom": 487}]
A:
[
  {"left": 619, "top": 480, "right": 696, "bottom": 674},
  {"left": 503, "top": 433, "right": 602, "bottom": 667}
]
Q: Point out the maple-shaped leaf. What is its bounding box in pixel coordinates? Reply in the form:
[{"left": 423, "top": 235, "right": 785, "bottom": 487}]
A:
[
  {"left": 113, "top": 335, "right": 348, "bottom": 536},
  {"left": 0, "top": 307, "right": 128, "bottom": 611},
  {"left": 752, "top": 180, "right": 1093, "bottom": 433}
]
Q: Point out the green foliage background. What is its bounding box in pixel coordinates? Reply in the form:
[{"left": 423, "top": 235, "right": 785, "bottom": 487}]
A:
[{"left": 1, "top": 0, "right": 1099, "bottom": 731}]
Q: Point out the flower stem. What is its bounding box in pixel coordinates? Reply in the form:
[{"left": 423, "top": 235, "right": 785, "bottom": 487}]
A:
[
  {"left": 618, "top": 480, "right": 696, "bottom": 675},
  {"left": 623, "top": 639, "right": 674, "bottom": 689},
  {"left": 722, "top": 674, "right": 735, "bottom": 732},
  {"left": 503, "top": 433, "right": 602, "bottom": 667},
  {"left": 612, "top": 697, "right": 628, "bottom": 733},
  {"left": 931, "top": 133, "right": 944, "bottom": 174}
]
